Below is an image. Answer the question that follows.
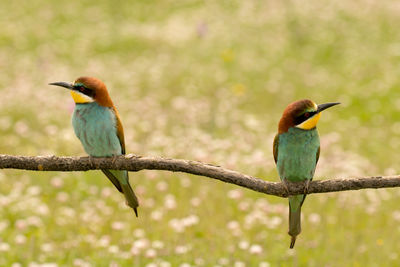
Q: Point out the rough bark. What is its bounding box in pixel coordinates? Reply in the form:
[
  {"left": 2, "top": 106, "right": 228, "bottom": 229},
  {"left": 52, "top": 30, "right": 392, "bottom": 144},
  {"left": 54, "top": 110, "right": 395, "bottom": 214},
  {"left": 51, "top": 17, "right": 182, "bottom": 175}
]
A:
[{"left": 0, "top": 154, "right": 398, "bottom": 197}]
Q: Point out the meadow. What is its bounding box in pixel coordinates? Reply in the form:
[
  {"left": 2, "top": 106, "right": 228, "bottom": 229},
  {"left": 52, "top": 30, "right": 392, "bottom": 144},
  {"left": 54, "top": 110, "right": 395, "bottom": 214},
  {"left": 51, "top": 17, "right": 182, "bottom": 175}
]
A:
[{"left": 1, "top": 0, "right": 400, "bottom": 266}]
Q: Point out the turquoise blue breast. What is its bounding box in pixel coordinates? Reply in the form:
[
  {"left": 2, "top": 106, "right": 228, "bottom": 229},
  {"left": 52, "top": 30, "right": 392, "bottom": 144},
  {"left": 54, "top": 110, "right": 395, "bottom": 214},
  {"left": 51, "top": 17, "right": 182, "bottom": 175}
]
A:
[
  {"left": 277, "top": 127, "right": 320, "bottom": 182},
  {"left": 72, "top": 102, "right": 122, "bottom": 157}
]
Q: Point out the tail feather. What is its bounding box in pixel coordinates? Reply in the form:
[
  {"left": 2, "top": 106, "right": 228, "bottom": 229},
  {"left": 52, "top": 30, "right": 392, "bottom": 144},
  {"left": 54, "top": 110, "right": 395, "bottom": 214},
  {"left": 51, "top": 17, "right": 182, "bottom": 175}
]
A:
[
  {"left": 288, "top": 195, "right": 304, "bottom": 249},
  {"left": 120, "top": 181, "right": 139, "bottom": 217},
  {"left": 290, "top": 236, "right": 297, "bottom": 249},
  {"left": 102, "top": 169, "right": 123, "bottom": 192},
  {"left": 103, "top": 169, "right": 139, "bottom": 216}
]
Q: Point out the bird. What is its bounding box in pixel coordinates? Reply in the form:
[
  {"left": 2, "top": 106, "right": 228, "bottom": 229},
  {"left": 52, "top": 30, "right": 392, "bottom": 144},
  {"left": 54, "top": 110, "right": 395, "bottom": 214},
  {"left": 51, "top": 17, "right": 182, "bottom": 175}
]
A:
[
  {"left": 273, "top": 99, "right": 339, "bottom": 248},
  {"left": 49, "top": 77, "right": 139, "bottom": 216}
]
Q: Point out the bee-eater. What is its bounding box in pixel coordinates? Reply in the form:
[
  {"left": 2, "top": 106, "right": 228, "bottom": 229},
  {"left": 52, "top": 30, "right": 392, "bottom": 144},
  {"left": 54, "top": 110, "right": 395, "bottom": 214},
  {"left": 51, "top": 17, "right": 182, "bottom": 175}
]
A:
[
  {"left": 273, "top": 99, "right": 339, "bottom": 248},
  {"left": 49, "top": 77, "right": 139, "bottom": 216}
]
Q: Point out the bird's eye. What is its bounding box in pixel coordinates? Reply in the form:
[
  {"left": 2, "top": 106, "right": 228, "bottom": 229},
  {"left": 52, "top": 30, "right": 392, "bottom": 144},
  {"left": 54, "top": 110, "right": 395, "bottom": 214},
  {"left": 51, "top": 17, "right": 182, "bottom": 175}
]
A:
[
  {"left": 79, "top": 86, "right": 85, "bottom": 92},
  {"left": 304, "top": 112, "right": 310, "bottom": 118}
]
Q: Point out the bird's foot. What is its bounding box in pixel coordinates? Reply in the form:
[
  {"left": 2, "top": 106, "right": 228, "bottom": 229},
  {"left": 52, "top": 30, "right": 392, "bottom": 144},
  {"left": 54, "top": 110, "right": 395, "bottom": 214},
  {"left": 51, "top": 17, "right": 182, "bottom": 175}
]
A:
[
  {"left": 88, "top": 156, "right": 95, "bottom": 168},
  {"left": 304, "top": 179, "right": 311, "bottom": 195},
  {"left": 282, "top": 180, "right": 290, "bottom": 196},
  {"left": 111, "top": 155, "right": 118, "bottom": 165}
]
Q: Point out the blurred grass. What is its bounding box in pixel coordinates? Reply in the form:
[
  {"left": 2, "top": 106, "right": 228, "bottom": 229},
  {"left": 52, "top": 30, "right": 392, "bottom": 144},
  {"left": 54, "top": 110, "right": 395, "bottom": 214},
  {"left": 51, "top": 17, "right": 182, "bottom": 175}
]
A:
[{"left": 1, "top": 0, "right": 400, "bottom": 266}]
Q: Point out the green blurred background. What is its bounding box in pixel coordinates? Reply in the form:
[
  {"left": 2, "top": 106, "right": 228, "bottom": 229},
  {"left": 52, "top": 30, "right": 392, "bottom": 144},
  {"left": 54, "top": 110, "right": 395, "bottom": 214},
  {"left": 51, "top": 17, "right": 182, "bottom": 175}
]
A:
[{"left": 1, "top": 0, "right": 400, "bottom": 266}]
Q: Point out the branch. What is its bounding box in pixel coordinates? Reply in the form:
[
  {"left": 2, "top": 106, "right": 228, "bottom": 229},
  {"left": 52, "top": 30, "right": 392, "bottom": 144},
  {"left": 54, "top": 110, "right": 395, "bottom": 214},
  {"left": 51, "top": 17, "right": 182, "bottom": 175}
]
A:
[{"left": 0, "top": 154, "right": 398, "bottom": 197}]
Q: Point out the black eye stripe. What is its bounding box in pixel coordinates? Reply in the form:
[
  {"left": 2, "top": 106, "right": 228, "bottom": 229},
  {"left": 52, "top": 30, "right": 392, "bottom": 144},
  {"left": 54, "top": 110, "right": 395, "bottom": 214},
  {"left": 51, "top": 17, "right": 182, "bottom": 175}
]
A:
[
  {"left": 294, "top": 111, "right": 317, "bottom": 125},
  {"left": 74, "top": 85, "right": 95, "bottom": 98}
]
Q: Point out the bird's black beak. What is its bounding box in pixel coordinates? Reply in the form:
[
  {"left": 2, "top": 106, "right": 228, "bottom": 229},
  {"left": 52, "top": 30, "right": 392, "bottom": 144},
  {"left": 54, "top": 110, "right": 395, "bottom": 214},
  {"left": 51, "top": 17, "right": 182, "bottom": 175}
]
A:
[
  {"left": 317, "top": 102, "right": 340, "bottom": 113},
  {"left": 49, "top": 82, "right": 74, "bottom": 90}
]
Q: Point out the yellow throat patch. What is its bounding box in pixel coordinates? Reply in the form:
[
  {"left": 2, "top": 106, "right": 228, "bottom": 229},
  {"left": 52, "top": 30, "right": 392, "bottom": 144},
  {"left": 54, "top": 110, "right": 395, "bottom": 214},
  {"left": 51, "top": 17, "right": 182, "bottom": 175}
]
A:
[
  {"left": 70, "top": 91, "right": 93, "bottom": 104},
  {"left": 296, "top": 112, "right": 321, "bottom": 130}
]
